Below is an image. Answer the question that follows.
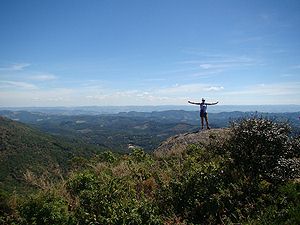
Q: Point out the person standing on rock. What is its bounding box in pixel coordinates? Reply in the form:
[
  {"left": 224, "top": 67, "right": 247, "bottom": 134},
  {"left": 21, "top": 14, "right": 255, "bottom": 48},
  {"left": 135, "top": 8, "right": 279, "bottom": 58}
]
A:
[{"left": 188, "top": 98, "right": 219, "bottom": 130}]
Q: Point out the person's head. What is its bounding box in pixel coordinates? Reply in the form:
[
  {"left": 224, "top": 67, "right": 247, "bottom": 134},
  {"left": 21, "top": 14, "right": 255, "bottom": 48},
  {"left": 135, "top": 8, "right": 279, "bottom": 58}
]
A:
[{"left": 202, "top": 98, "right": 205, "bottom": 102}]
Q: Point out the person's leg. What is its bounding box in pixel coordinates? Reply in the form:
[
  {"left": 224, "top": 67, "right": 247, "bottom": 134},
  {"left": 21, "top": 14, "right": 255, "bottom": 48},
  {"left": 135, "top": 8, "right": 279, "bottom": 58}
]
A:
[
  {"left": 201, "top": 116, "right": 204, "bottom": 129},
  {"left": 205, "top": 113, "right": 210, "bottom": 129}
]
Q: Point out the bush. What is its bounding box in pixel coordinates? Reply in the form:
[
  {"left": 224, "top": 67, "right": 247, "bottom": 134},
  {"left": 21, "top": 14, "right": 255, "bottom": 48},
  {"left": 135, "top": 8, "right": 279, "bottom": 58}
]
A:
[
  {"left": 228, "top": 118, "right": 291, "bottom": 181},
  {"left": 0, "top": 190, "right": 13, "bottom": 225},
  {"left": 0, "top": 190, "right": 11, "bottom": 217},
  {"left": 67, "top": 171, "right": 99, "bottom": 196},
  {"left": 247, "top": 181, "right": 300, "bottom": 225},
  {"left": 19, "top": 192, "right": 72, "bottom": 225},
  {"left": 67, "top": 171, "right": 162, "bottom": 225}
]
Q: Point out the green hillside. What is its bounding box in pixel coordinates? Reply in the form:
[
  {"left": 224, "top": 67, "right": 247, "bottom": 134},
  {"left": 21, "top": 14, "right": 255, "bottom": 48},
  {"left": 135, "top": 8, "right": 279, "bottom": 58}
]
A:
[{"left": 0, "top": 116, "right": 106, "bottom": 193}]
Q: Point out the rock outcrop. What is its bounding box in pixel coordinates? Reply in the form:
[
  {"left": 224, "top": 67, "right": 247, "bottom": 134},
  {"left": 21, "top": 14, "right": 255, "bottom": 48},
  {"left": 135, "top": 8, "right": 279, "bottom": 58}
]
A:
[{"left": 154, "top": 128, "right": 231, "bottom": 157}]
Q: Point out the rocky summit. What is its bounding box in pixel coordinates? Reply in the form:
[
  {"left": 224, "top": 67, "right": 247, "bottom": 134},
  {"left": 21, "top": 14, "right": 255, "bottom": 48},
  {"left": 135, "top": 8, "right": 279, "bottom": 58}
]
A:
[{"left": 154, "top": 128, "right": 231, "bottom": 157}]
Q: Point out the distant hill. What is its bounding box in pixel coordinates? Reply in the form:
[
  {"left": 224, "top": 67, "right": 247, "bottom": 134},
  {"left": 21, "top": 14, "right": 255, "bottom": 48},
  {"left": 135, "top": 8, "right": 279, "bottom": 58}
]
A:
[
  {"left": 1, "top": 104, "right": 300, "bottom": 114},
  {"left": 0, "top": 116, "right": 105, "bottom": 192}
]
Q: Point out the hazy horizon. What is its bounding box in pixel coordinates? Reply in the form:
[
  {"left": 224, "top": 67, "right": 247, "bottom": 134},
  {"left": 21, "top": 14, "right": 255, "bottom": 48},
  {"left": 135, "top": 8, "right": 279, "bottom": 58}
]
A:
[
  {"left": 1, "top": 0, "right": 300, "bottom": 107},
  {"left": 2, "top": 104, "right": 300, "bottom": 114}
]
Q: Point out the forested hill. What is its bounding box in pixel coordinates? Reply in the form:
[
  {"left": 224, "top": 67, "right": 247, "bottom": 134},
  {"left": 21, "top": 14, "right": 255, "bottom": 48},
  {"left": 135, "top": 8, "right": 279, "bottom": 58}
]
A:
[{"left": 0, "top": 116, "right": 106, "bottom": 192}]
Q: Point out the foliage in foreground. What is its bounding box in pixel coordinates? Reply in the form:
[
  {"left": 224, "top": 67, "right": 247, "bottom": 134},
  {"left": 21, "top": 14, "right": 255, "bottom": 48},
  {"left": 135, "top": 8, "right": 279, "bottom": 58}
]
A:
[{"left": 0, "top": 118, "right": 299, "bottom": 224}]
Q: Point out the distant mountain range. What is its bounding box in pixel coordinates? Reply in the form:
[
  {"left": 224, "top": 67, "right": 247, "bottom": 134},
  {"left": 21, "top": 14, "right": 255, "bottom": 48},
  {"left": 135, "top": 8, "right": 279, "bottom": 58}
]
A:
[{"left": 1, "top": 104, "right": 300, "bottom": 115}]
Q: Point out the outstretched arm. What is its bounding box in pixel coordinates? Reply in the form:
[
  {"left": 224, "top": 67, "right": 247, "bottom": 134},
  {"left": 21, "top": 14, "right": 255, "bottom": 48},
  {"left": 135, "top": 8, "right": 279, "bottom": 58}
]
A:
[
  {"left": 206, "top": 101, "right": 219, "bottom": 105},
  {"left": 188, "top": 100, "right": 201, "bottom": 105}
]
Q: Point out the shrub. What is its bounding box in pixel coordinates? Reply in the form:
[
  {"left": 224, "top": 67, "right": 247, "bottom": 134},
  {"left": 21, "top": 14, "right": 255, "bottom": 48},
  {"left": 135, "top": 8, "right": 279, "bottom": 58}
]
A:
[
  {"left": 67, "top": 170, "right": 162, "bottom": 225},
  {"left": 67, "top": 171, "right": 99, "bottom": 196},
  {"left": 130, "top": 148, "right": 148, "bottom": 162},
  {"left": 228, "top": 118, "right": 291, "bottom": 181},
  {"left": 247, "top": 181, "right": 300, "bottom": 225},
  {"left": 101, "top": 151, "right": 117, "bottom": 163},
  {"left": 0, "top": 190, "right": 13, "bottom": 225},
  {"left": 156, "top": 145, "right": 228, "bottom": 224},
  {"left": 19, "top": 192, "right": 72, "bottom": 225},
  {"left": 0, "top": 190, "right": 11, "bottom": 217}
]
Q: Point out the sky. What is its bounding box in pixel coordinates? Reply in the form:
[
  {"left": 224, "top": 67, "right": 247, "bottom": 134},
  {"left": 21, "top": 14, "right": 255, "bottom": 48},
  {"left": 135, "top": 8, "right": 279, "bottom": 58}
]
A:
[{"left": 0, "top": 0, "right": 300, "bottom": 107}]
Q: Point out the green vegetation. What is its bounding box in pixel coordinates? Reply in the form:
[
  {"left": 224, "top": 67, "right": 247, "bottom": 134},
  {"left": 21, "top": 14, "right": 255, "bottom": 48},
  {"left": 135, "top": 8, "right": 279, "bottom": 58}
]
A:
[
  {"left": 0, "top": 116, "right": 106, "bottom": 193},
  {"left": 0, "top": 118, "right": 299, "bottom": 224}
]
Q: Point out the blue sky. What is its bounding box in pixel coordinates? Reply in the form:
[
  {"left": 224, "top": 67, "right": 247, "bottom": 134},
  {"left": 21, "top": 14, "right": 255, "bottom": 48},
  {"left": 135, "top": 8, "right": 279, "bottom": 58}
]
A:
[{"left": 0, "top": 0, "right": 300, "bottom": 106}]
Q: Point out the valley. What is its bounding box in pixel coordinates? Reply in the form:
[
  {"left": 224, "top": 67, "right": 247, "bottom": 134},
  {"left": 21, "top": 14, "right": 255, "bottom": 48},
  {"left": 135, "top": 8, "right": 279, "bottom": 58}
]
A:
[{"left": 1, "top": 109, "right": 300, "bottom": 153}]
